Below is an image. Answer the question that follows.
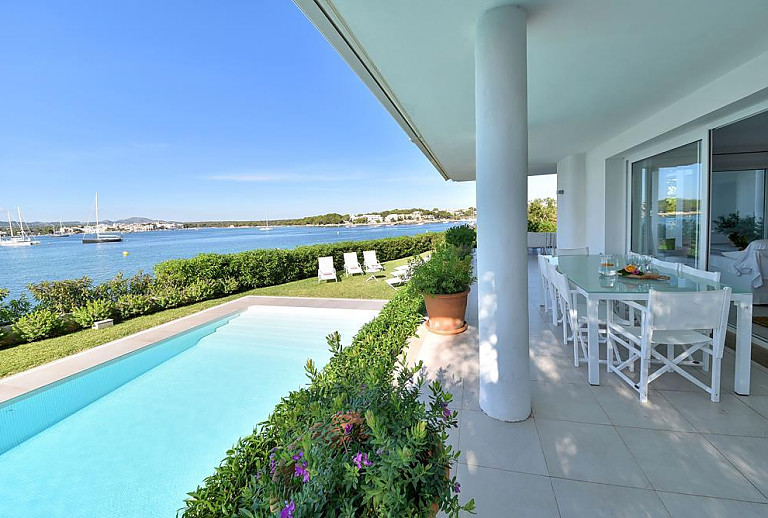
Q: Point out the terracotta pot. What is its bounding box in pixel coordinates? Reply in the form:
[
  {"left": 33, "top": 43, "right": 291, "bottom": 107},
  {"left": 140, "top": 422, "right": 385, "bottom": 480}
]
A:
[{"left": 423, "top": 290, "right": 469, "bottom": 335}]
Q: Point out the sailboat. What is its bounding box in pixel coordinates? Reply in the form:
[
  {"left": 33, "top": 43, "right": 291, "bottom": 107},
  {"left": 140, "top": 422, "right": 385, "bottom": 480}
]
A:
[
  {"left": 51, "top": 220, "right": 71, "bottom": 238},
  {"left": 0, "top": 208, "right": 41, "bottom": 247},
  {"left": 259, "top": 216, "right": 273, "bottom": 231},
  {"left": 82, "top": 193, "right": 122, "bottom": 244}
]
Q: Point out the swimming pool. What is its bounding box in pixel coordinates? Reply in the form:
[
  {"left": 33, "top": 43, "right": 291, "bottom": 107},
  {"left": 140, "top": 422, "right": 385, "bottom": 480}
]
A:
[{"left": 0, "top": 305, "right": 378, "bottom": 517}]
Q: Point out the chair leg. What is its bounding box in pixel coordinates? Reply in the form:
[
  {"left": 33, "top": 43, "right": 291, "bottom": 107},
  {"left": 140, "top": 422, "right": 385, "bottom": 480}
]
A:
[
  {"left": 638, "top": 347, "right": 650, "bottom": 403},
  {"left": 711, "top": 355, "right": 722, "bottom": 403}
]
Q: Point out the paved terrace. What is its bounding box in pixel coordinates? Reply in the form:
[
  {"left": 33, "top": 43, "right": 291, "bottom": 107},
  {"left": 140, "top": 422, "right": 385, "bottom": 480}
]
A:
[{"left": 408, "top": 256, "right": 768, "bottom": 517}]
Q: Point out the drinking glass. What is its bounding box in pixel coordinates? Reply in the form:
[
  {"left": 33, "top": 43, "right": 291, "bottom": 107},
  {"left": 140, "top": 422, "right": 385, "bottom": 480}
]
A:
[{"left": 599, "top": 253, "right": 617, "bottom": 276}]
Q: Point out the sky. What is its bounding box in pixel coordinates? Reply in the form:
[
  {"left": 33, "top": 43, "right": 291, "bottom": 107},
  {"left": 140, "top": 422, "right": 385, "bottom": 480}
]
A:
[{"left": 0, "top": 1, "right": 555, "bottom": 222}]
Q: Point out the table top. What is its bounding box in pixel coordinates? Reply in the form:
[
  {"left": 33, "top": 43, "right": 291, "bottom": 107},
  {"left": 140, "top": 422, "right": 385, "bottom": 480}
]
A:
[{"left": 554, "top": 255, "right": 751, "bottom": 296}]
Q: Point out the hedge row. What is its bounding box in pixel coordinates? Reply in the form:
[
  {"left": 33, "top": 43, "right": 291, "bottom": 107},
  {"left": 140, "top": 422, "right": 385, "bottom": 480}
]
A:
[
  {"left": 153, "top": 233, "right": 441, "bottom": 290},
  {"left": 181, "top": 288, "right": 473, "bottom": 517},
  {"left": 2, "top": 233, "right": 442, "bottom": 344}
]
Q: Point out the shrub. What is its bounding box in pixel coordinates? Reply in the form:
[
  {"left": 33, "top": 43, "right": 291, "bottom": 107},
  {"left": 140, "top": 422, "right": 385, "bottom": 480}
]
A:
[
  {"left": 128, "top": 271, "right": 155, "bottom": 295},
  {"left": 445, "top": 224, "right": 476, "bottom": 257},
  {"left": 149, "top": 284, "right": 187, "bottom": 310},
  {"left": 116, "top": 294, "right": 157, "bottom": 319},
  {"left": 182, "top": 290, "right": 474, "bottom": 517},
  {"left": 11, "top": 309, "right": 66, "bottom": 342},
  {"left": 92, "top": 273, "right": 130, "bottom": 302},
  {"left": 71, "top": 299, "right": 117, "bottom": 329},
  {"left": 408, "top": 243, "right": 475, "bottom": 295},
  {"left": 27, "top": 277, "right": 94, "bottom": 314},
  {"left": 183, "top": 279, "right": 219, "bottom": 303},
  {"left": 0, "top": 289, "right": 32, "bottom": 326}
]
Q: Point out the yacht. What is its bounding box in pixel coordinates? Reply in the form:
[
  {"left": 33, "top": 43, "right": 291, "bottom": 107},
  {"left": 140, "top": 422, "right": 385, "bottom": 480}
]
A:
[
  {"left": 0, "top": 208, "right": 41, "bottom": 247},
  {"left": 82, "top": 193, "right": 122, "bottom": 244}
]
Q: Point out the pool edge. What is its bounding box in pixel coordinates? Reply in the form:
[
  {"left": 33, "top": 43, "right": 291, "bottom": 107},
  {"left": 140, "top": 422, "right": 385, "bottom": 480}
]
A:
[{"left": 0, "top": 296, "right": 388, "bottom": 404}]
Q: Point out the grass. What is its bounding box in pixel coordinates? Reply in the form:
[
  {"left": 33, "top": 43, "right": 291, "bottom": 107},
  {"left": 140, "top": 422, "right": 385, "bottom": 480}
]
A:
[{"left": 0, "top": 256, "right": 415, "bottom": 379}]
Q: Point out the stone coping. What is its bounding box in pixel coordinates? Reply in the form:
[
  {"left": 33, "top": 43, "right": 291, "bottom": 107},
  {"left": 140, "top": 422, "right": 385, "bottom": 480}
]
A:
[{"left": 0, "top": 296, "right": 388, "bottom": 405}]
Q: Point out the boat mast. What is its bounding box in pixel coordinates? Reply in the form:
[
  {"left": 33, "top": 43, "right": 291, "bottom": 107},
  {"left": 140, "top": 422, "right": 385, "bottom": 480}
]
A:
[
  {"left": 95, "top": 192, "right": 100, "bottom": 239},
  {"left": 17, "top": 207, "right": 26, "bottom": 238},
  {"left": 7, "top": 211, "right": 13, "bottom": 238}
]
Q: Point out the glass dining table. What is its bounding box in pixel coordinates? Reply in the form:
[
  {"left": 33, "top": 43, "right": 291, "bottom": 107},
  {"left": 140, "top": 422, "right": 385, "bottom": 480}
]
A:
[{"left": 554, "top": 255, "right": 754, "bottom": 395}]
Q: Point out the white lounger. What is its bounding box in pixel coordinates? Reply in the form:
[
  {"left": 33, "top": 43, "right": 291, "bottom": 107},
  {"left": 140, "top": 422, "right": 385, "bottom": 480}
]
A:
[
  {"left": 317, "top": 256, "right": 338, "bottom": 283},
  {"left": 363, "top": 250, "right": 384, "bottom": 272},
  {"left": 343, "top": 252, "right": 364, "bottom": 276}
]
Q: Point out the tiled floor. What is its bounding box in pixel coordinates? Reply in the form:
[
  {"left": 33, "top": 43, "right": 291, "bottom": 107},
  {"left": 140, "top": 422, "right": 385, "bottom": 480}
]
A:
[{"left": 408, "top": 256, "right": 768, "bottom": 517}]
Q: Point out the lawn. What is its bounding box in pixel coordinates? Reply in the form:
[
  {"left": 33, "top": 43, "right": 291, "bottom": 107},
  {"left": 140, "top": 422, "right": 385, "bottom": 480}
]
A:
[{"left": 0, "top": 256, "right": 414, "bottom": 378}]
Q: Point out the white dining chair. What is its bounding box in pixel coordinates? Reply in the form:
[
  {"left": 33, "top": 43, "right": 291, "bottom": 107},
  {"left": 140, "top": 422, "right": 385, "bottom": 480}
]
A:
[
  {"left": 550, "top": 268, "right": 611, "bottom": 365},
  {"left": 556, "top": 246, "right": 589, "bottom": 256},
  {"left": 545, "top": 260, "right": 562, "bottom": 326},
  {"left": 650, "top": 257, "right": 680, "bottom": 274},
  {"left": 537, "top": 254, "right": 553, "bottom": 313},
  {"left": 607, "top": 287, "right": 732, "bottom": 402},
  {"left": 679, "top": 264, "right": 721, "bottom": 283}
]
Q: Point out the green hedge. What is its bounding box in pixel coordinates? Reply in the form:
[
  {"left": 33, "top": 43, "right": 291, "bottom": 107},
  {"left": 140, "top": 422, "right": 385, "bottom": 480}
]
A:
[
  {"left": 154, "top": 233, "right": 441, "bottom": 290},
  {"left": 2, "top": 233, "right": 442, "bottom": 345},
  {"left": 181, "top": 289, "right": 473, "bottom": 517}
]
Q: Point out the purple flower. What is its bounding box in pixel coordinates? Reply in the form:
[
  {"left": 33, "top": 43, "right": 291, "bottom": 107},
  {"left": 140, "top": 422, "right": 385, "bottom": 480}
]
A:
[
  {"left": 343, "top": 422, "right": 354, "bottom": 435},
  {"left": 292, "top": 451, "right": 310, "bottom": 482},
  {"left": 353, "top": 452, "right": 373, "bottom": 469},
  {"left": 280, "top": 500, "right": 295, "bottom": 518},
  {"left": 269, "top": 453, "right": 276, "bottom": 474},
  {"left": 454, "top": 482, "right": 461, "bottom": 494}
]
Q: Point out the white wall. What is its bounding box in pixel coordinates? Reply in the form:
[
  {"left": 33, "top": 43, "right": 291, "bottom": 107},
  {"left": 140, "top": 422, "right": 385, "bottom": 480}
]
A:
[
  {"left": 556, "top": 154, "right": 586, "bottom": 248},
  {"left": 579, "top": 48, "right": 768, "bottom": 253}
]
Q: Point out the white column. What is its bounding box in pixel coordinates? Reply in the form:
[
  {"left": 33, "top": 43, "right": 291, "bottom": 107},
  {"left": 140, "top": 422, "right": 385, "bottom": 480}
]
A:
[
  {"left": 475, "top": 5, "right": 530, "bottom": 422},
  {"left": 556, "top": 154, "right": 587, "bottom": 249}
]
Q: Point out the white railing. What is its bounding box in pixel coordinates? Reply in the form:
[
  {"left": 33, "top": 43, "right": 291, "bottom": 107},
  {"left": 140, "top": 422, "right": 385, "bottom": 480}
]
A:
[{"left": 527, "top": 232, "right": 556, "bottom": 254}]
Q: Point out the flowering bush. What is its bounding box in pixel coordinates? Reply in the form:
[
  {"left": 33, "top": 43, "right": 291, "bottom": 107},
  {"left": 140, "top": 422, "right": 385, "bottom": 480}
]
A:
[{"left": 182, "top": 290, "right": 474, "bottom": 517}]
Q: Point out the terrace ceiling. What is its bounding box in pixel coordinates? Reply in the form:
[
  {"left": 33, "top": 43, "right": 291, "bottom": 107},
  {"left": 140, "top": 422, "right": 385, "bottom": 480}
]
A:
[{"left": 293, "top": 0, "right": 768, "bottom": 181}]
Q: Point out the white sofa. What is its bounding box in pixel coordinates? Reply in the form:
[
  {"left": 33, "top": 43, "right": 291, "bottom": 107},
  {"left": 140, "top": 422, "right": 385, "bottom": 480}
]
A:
[{"left": 710, "top": 239, "right": 768, "bottom": 304}]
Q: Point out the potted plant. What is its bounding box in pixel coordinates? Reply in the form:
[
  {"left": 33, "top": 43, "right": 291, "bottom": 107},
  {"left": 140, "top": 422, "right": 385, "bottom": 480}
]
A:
[
  {"left": 409, "top": 243, "right": 475, "bottom": 335},
  {"left": 713, "top": 212, "right": 764, "bottom": 250}
]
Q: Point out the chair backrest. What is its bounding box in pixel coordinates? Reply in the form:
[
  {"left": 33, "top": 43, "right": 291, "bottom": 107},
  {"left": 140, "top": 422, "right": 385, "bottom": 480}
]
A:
[
  {"left": 651, "top": 257, "right": 680, "bottom": 274},
  {"left": 557, "top": 247, "right": 589, "bottom": 256},
  {"left": 318, "top": 256, "right": 335, "bottom": 272},
  {"left": 545, "top": 260, "right": 559, "bottom": 292},
  {"left": 537, "top": 254, "right": 552, "bottom": 279},
  {"left": 363, "top": 250, "right": 378, "bottom": 264},
  {"left": 343, "top": 252, "right": 359, "bottom": 266},
  {"left": 680, "top": 264, "right": 721, "bottom": 283},
  {"left": 646, "top": 288, "right": 732, "bottom": 351}
]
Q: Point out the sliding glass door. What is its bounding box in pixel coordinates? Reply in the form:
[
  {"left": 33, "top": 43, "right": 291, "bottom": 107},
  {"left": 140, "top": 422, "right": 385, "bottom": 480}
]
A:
[{"left": 630, "top": 141, "right": 703, "bottom": 267}]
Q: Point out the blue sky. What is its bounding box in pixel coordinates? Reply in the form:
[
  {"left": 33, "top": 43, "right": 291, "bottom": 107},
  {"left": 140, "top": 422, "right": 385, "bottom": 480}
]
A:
[{"left": 0, "top": 1, "right": 553, "bottom": 222}]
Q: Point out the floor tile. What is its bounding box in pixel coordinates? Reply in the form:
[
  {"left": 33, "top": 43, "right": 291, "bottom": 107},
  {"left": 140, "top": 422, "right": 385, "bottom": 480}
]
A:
[
  {"left": 461, "top": 374, "right": 480, "bottom": 411},
  {"left": 536, "top": 419, "right": 650, "bottom": 489},
  {"left": 617, "top": 427, "right": 766, "bottom": 502},
  {"left": 552, "top": 478, "right": 669, "bottom": 518},
  {"left": 706, "top": 434, "right": 768, "bottom": 498},
  {"left": 590, "top": 385, "right": 696, "bottom": 432},
  {"left": 658, "top": 491, "right": 768, "bottom": 518},
  {"left": 661, "top": 391, "right": 768, "bottom": 437},
  {"left": 532, "top": 381, "right": 611, "bottom": 425},
  {"left": 459, "top": 410, "right": 548, "bottom": 476},
  {"left": 456, "top": 464, "right": 560, "bottom": 518},
  {"left": 739, "top": 395, "right": 768, "bottom": 419},
  {"left": 531, "top": 356, "right": 585, "bottom": 384},
  {"left": 530, "top": 329, "right": 569, "bottom": 358}
]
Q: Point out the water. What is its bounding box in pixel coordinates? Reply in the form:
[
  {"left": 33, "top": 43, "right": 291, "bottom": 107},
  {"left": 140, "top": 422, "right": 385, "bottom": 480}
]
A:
[
  {"left": 0, "top": 223, "right": 456, "bottom": 299},
  {"left": 0, "top": 305, "right": 378, "bottom": 517}
]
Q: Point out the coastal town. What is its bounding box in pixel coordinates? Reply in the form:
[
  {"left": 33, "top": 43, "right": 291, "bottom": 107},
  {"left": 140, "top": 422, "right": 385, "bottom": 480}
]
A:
[{"left": 0, "top": 207, "right": 476, "bottom": 235}]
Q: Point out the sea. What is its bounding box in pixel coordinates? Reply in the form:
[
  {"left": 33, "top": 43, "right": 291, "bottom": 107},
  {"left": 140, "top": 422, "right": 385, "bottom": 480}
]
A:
[{"left": 0, "top": 222, "right": 457, "bottom": 300}]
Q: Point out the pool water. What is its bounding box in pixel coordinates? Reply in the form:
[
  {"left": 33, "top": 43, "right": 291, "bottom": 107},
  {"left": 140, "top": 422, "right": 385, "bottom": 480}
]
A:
[{"left": 0, "top": 305, "right": 377, "bottom": 517}]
